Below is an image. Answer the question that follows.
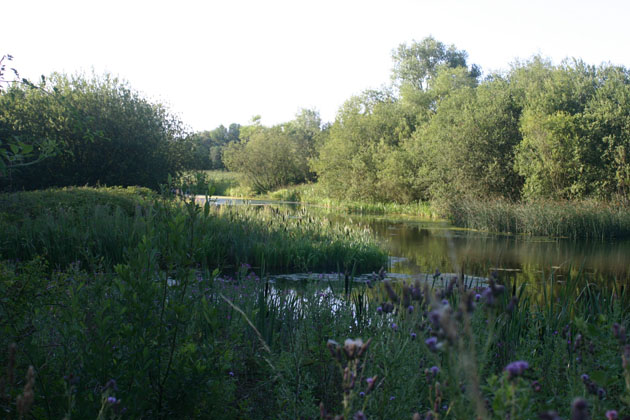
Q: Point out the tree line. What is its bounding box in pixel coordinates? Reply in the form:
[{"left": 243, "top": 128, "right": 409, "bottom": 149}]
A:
[
  {"left": 3, "top": 37, "right": 630, "bottom": 203},
  {"left": 220, "top": 37, "right": 630, "bottom": 204}
]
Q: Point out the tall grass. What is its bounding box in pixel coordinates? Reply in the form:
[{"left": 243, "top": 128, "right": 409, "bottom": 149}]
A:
[
  {"left": 447, "top": 197, "right": 630, "bottom": 239},
  {"left": 0, "top": 187, "right": 387, "bottom": 273},
  {"left": 2, "top": 256, "right": 629, "bottom": 418}
]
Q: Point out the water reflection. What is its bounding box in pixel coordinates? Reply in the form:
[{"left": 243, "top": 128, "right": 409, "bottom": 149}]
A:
[
  {"left": 196, "top": 196, "right": 630, "bottom": 283},
  {"left": 366, "top": 218, "right": 630, "bottom": 281}
]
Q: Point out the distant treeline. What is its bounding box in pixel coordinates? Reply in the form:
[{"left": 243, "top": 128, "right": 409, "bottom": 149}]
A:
[
  {"left": 3, "top": 37, "right": 630, "bottom": 203},
  {"left": 213, "top": 37, "right": 630, "bottom": 204}
]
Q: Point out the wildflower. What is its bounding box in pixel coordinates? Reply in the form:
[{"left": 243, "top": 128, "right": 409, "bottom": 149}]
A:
[
  {"left": 441, "top": 299, "right": 449, "bottom": 306},
  {"left": 571, "top": 398, "right": 589, "bottom": 420},
  {"left": 390, "top": 323, "right": 398, "bottom": 331},
  {"left": 410, "top": 332, "right": 417, "bottom": 340},
  {"left": 430, "top": 366, "right": 440, "bottom": 376},
  {"left": 107, "top": 396, "right": 117, "bottom": 404},
  {"left": 475, "top": 293, "right": 481, "bottom": 301},
  {"left": 531, "top": 380, "right": 542, "bottom": 392},
  {"left": 359, "top": 391, "right": 365, "bottom": 397},
  {"left": 343, "top": 338, "right": 364, "bottom": 360},
  {"left": 504, "top": 360, "right": 529, "bottom": 378},
  {"left": 597, "top": 387, "right": 606, "bottom": 399},
  {"left": 384, "top": 280, "right": 400, "bottom": 303},
  {"left": 229, "top": 371, "right": 234, "bottom": 377},
  {"left": 425, "top": 336, "right": 439, "bottom": 352},
  {"left": 408, "top": 305, "right": 414, "bottom": 313},
  {"left": 606, "top": 410, "right": 618, "bottom": 420},
  {"left": 376, "top": 306, "right": 383, "bottom": 314},
  {"left": 103, "top": 379, "right": 118, "bottom": 391},
  {"left": 389, "top": 396, "right": 395, "bottom": 401},
  {"left": 354, "top": 411, "right": 367, "bottom": 420},
  {"left": 365, "top": 375, "right": 378, "bottom": 393},
  {"left": 580, "top": 374, "right": 589, "bottom": 383}
]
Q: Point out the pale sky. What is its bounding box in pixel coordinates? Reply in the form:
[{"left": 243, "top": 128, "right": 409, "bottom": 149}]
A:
[{"left": 5, "top": 0, "right": 630, "bottom": 132}]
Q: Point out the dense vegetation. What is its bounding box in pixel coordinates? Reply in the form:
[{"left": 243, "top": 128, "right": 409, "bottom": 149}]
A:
[
  {"left": 189, "top": 37, "right": 630, "bottom": 212},
  {"left": 0, "top": 72, "right": 192, "bottom": 190},
  {"left": 1, "top": 190, "right": 629, "bottom": 418}
]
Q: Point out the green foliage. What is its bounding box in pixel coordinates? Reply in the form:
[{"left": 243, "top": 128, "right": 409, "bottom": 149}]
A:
[
  {"left": 188, "top": 123, "right": 241, "bottom": 170},
  {"left": 223, "top": 110, "right": 322, "bottom": 193},
  {"left": 0, "top": 72, "right": 191, "bottom": 191},
  {"left": 0, "top": 187, "right": 387, "bottom": 273}
]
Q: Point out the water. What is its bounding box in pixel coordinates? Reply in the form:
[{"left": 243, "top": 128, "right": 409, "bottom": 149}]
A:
[{"left": 198, "top": 196, "right": 630, "bottom": 283}]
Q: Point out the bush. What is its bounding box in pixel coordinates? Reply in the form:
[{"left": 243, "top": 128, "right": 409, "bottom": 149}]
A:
[{"left": 0, "top": 73, "right": 191, "bottom": 191}]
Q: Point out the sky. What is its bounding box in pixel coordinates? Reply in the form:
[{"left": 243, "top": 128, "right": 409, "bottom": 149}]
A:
[{"left": 4, "top": 0, "right": 630, "bottom": 132}]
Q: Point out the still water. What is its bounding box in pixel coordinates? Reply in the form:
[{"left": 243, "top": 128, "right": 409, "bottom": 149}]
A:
[
  {"left": 203, "top": 197, "right": 630, "bottom": 283},
  {"left": 365, "top": 217, "right": 630, "bottom": 282}
]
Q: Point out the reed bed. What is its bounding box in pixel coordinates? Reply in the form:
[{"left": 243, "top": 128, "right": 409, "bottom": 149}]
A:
[{"left": 447, "top": 197, "right": 630, "bottom": 239}]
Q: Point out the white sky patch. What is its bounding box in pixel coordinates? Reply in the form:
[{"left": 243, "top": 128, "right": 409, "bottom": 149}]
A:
[{"left": 5, "top": 0, "right": 630, "bottom": 131}]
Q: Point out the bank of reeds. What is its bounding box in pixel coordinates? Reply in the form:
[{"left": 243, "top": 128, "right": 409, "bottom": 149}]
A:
[
  {"left": 446, "top": 197, "right": 630, "bottom": 239},
  {"left": 0, "top": 187, "right": 386, "bottom": 273}
]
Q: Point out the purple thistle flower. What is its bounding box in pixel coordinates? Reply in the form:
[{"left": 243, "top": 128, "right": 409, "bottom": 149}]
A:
[
  {"left": 376, "top": 306, "right": 383, "bottom": 314},
  {"left": 606, "top": 410, "right": 618, "bottom": 420},
  {"left": 229, "top": 371, "right": 234, "bottom": 377},
  {"left": 389, "top": 396, "right": 395, "bottom": 401},
  {"left": 408, "top": 305, "right": 414, "bottom": 313},
  {"left": 580, "top": 373, "right": 589, "bottom": 382},
  {"left": 107, "top": 396, "right": 117, "bottom": 404},
  {"left": 425, "top": 336, "right": 439, "bottom": 352},
  {"left": 504, "top": 360, "right": 529, "bottom": 378},
  {"left": 391, "top": 322, "right": 398, "bottom": 331},
  {"left": 359, "top": 391, "right": 365, "bottom": 397},
  {"left": 474, "top": 293, "right": 481, "bottom": 302},
  {"left": 411, "top": 332, "right": 417, "bottom": 340},
  {"left": 430, "top": 366, "right": 440, "bottom": 375}
]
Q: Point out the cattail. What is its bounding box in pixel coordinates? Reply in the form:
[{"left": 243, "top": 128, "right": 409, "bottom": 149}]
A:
[{"left": 16, "top": 366, "right": 35, "bottom": 419}]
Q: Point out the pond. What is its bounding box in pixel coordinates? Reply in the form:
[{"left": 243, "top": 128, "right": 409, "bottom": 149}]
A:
[{"left": 201, "top": 196, "right": 630, "bottom": 285}]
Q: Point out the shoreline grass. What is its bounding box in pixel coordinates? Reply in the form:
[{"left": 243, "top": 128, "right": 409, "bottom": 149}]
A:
[
  {"left": 446, "top": 197, "right": 630, "bottom": 240},
  {"left": 0, "top": 187, "right": 387, "bottom": 274}
]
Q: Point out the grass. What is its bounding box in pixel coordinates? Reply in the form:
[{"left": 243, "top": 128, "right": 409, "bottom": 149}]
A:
[
  {"left": 1, "top": 255, "right": 629, "bottom": 419},
  {"left": 446, "top": 197, "right": 630, "bottom": 239},
  {"left": 0, "top": 187, "right": 387, "bottom": 274}
]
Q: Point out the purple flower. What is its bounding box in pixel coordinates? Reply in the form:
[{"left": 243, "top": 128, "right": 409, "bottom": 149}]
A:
[
  {"left": 359, "top": 391, "right": 365, "bottom": 397},
  {"left": 376, "top": 306, "right": 383, "bottom": 314},
  {"left": 389, "top": 396, "right": 396, "bottom": 401},
  {"left": 425, "top": 336, "right": 439, "bottom": 352},
  {"left": 580, "top": 373, "right": 589, "bottom": 382},
  {"left": 441, "top": 299, "right": 449, "bottom": 306},
  {"left": 408, "top": 305, "right": 414, "bottom": 313},
  {"left": 366, "top": 377, "right": 374, "bottom": 385},
  {"left": 606, "top": 410, "right": 618, "bottom": 420},
  {"left": 411, "top": 332, "right": 417, "bottom": 340},
  {"left": 531, "top": 380, "right": 541, "bottom": 392},
  {"left": 391, "top": 323, "right": 398, "bottom": 331},
  {"left": 107, "top": 396, "right": 117, "bottom": 404},
  {"left": 474, "top": 293, "right": 481, "bottom": 301},
  {"left": 504, "top": 360, "right": 529, "bottom": 378},
  {"left": 430, "top": 366, "right": 440, "bottom": 375},
  {"left": 229, "top": 371, "right": 234, "bottom": 377}
]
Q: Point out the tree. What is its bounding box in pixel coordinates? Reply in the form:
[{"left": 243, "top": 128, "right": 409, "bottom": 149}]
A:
[
  {"left": 392, "top": 36, "right": 480, "bottom": 91},
  {"left": 0, "top": 54, "right": 57, "bottom": 179},
  {"left": 0, "top": 72, "right": 190, "bottom": 190}
]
